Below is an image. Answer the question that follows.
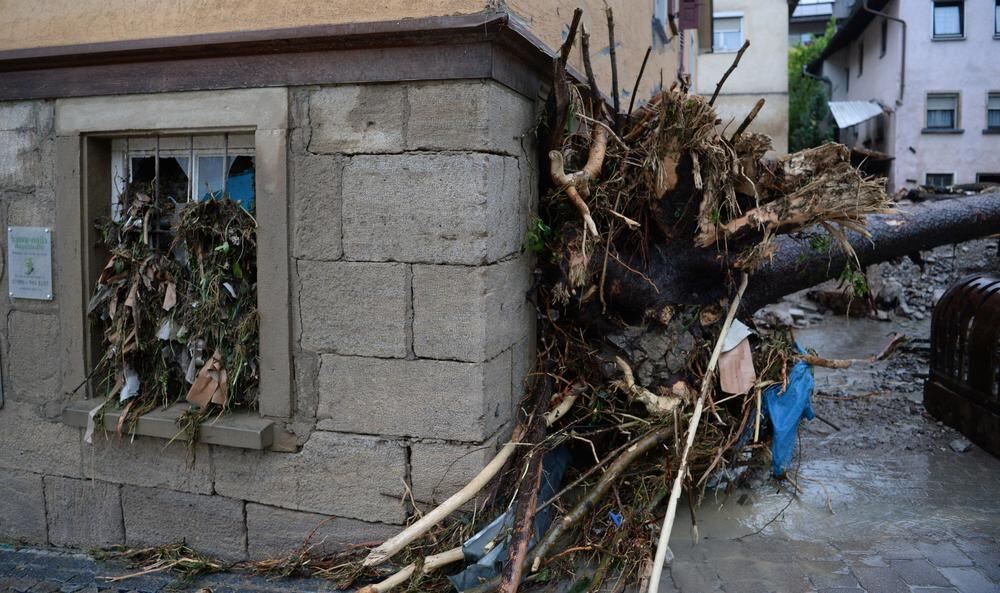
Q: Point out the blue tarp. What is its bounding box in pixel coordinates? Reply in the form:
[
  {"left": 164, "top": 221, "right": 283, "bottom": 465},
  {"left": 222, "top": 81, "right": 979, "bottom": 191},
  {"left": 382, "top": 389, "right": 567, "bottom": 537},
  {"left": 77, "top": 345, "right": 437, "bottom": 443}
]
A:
[{"left": 763, "top": 351, "right": 815, "bottom": 477}]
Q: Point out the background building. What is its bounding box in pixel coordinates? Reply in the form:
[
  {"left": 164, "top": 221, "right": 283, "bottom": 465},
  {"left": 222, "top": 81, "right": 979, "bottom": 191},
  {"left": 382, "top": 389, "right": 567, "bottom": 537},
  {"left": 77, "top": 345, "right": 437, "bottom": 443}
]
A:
[
  {"left": 696, "top": 0, "right": 790, "bottom": 154},
  {"left": 810, "top": 0, "right": 1000, "bottom": 191},
  {"left": 789, "top": 0, "right": 854, "bottom": 46}
]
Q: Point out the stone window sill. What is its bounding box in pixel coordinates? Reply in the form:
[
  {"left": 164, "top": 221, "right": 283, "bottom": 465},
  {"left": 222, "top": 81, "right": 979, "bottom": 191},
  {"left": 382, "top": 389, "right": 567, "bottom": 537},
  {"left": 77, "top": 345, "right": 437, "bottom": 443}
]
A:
[
  {"left": 63, "top": 399, "right": 274, "bottom": 450},
  {"left": 931, "top": 35, "right": 965, "bottom": 42},
  {"left": 921, "top": 128, "right": 964, "bottom": 134}
]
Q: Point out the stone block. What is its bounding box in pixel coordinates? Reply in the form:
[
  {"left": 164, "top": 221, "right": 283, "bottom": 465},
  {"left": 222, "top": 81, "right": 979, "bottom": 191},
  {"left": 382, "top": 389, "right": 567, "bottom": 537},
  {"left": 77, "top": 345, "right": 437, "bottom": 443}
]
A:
[
  {"left": 213, "top": 431, "right": 407, "bottom": 524},
  {"left": 0, "top": 402, "right": 81, "bottom": 477},
  {"left": 0, "top": 102, "right": 34, "bottom": 131},
  {"left": 407, "top": 81, "right": 536, "bottom": 155},
  {"left": 412, "top": 257, "right": 531, "bottom": 362},
  {"left": 0, "top": 469, "right": 47, "bottom": 543},
  {"left": 298, "top": 261, "right": 408, "bottom": 358},
  {"left": 342, "top": 153, "right": 521, "bottom": 265},
  {"left": 82, "top": 433, "right": 213, "bottom": 495},
  {"left": 0, "top": 130, "right": 39, "bottom": 189},
  {"left": 122, "top": 486, "right": 246, "bottom": 561},
  {"left": 245, "top": 503, "right": 397, "bottom": 559},
  {"left": 6, "top": 191, "right": 56, "bottom": 227},
  {"left": 292, "top": 350, "right": 320, "bottom": 419},
  {"left": 307, "top": 85, "right": 405, "bottom": 154},
  {"left": 410, "top": 439, "right": 500, "bottom": 504},
  {"left": 6, "top": 311, "right": 59, "bottom": 403},
  {"left": 317, "top": 352, "right": 512, "bottom": 441},
  {"left": 292, "top": 154, "right": 343, "bottom": 260},
  {"left": 44, "top": 476, "right": 123, "bottom": 548}
]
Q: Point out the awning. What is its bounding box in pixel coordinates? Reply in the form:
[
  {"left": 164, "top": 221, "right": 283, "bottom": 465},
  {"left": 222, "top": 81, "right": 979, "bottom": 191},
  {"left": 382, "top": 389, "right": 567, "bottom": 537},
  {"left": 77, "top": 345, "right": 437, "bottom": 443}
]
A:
[{"left": 828, "top": 100, "right": 883, "bottom": 129}]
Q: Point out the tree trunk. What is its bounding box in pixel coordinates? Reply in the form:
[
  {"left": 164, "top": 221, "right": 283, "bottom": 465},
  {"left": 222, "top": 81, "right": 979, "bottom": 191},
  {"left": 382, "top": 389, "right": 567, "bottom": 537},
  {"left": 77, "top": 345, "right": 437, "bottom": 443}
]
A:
[{"left": 605, "top": 193, "right": 1000, "bottom": 316}]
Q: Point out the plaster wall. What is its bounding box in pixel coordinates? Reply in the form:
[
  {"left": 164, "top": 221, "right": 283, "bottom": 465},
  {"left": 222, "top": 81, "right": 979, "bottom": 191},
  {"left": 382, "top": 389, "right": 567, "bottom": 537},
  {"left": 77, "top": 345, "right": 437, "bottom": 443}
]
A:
[
  {"left": 0, "top": 79, "right": 538, "bottom": 558},
  {"left": 695, "top": 0, "right": 789, "bottom": 154},
  {"left": 822, "top": 1, "right": 1000, "bottom": 189},
  {"left": 0, "top": 0, "right": 486, "bottom": 50}
]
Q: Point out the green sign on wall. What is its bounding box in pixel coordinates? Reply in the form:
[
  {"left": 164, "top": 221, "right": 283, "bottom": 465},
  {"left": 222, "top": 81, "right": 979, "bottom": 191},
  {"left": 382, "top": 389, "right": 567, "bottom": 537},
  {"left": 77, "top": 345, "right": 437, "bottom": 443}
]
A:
[{"left": 8, "top": 226, "right": 53, "bottom": 301}]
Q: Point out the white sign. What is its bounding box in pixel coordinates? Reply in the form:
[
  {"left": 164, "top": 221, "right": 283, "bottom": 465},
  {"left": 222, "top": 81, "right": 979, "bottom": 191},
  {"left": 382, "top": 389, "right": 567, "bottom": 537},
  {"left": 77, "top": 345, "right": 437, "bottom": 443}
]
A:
[{"left": 8, "top": 226, "right": 53, "bottom": 300}]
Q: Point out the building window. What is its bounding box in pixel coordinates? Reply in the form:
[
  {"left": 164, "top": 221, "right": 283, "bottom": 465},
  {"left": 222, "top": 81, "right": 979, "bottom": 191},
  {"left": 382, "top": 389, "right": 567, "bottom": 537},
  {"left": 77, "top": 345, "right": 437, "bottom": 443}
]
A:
[
  {"left": 111, "top": 134, "right": 256, "bottom": 220},
  {"left": 880, "top": 19, "right": 888, "bottom": 57},
  {"left": 858, "top": 42, "right": 864, "bottom": 76},
  {"left": 926, "top": 93, "right": 959, "bottom": 130},
  {"left": 54, "top": 89, "right": 292, "bottom": 431},
  {"left": 995, "top": 0, "right": 1000, "bottom": 37},
  {"left": 988, "top": 93, "right": 1000, "bottom": 130},
  {"left": 652, "top": 0, "right": 670, "bottom": 44},
  {"left": 926, "top": 173, "right": 954, "bottom": 188},
  {"left": 713, "top": 15, "right": 744, "bottom": 52},
  {"left": 932, "top": 1, "right": 964, "bottom": 39},
  {"left": 977, "top": 173, "right": 1000, "bottom": 184}
]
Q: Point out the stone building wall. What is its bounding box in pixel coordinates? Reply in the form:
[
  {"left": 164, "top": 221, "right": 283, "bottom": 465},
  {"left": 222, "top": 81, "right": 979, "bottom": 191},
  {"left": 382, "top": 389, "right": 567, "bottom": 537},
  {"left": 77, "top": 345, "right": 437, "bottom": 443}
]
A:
[{"left": 0, "top": 79, "right": 538, "bottom": 560}]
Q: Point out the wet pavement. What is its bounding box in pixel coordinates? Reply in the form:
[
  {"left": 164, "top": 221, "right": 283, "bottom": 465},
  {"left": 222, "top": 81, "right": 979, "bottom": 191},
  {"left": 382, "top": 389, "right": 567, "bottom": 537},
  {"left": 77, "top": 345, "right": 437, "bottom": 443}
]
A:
[{"left": 661, "top": 316, "right": 1000, "bottom": 593}]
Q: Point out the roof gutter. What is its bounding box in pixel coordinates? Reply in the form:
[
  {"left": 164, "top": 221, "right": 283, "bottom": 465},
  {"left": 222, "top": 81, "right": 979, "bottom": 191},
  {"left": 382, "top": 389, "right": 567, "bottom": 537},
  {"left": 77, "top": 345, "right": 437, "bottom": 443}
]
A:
[{"left": 861, "top": 0, "right": 905, "bottom": 105}]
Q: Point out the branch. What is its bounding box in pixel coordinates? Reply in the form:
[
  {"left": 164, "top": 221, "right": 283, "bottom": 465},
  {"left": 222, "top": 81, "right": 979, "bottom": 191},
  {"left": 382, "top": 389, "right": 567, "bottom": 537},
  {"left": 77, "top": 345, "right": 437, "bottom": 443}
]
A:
[
  {"left": 606, "top": 6, "right": 621, "bottom": 130},
  {"left": 647, "top": 272, "right": 749, "bottom": 593},
  {"left": 357, "top": 546, "right": 465, "bottom": 593},
  {"left": 363, "top": 427, "right": 525, "bottom": 567},
  {"left": 709, "top": 40, "right": 750, "bottom": 106}
]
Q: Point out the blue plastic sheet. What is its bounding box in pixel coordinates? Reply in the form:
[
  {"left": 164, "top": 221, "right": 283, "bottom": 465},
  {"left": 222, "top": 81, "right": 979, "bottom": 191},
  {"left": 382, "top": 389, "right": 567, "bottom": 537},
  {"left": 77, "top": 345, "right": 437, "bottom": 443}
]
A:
[{"left": 763, "top": 352, "right": 815, "bottom": 477}]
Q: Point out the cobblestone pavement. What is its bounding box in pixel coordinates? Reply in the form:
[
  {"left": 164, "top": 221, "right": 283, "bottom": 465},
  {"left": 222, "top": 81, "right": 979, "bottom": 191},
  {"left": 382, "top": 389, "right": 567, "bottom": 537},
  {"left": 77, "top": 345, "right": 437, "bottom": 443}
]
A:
[
  {"left": 661, "top": 316, "right": 1000, "bottom": 593},
  {"left": 0, "top": 545, "right": 345, "bottom": 593}
]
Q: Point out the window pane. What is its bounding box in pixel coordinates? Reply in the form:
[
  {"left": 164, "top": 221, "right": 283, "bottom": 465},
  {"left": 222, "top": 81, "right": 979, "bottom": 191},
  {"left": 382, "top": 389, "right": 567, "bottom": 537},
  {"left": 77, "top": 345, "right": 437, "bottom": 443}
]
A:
[
  {"left": 927, "top": 110, "right": 955, "bottom": 128},
  {"left": 996, "top": 2, "right": 1000, "bottom": 34},
  {"left": 934, "top": 4, "right": 961, "bottom": 36},
  {"left": 129, "top": 156, "right": 190, "bottom": 201},
  {"left": 988, "top": 109, "right": 1000, "bottom": 129},
  {"left": 197, "top": 156, "right": 226, "bottom": 200},
  {"left": 227, "top": 156, "right": 256, "bottom": 213},
  {"left": 988, "top": 95, "right": 1000, "bottom": 110},
  {"left": 926, "top": 173, "right": 953, "bottom": 188}
]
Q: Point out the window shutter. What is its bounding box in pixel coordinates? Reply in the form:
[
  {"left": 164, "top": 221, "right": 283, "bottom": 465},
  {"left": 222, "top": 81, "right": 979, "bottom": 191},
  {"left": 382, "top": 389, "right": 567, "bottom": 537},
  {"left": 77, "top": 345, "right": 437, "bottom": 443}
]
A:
[{"left": 679, "top": 0, "right": 700, "bottom": 30}]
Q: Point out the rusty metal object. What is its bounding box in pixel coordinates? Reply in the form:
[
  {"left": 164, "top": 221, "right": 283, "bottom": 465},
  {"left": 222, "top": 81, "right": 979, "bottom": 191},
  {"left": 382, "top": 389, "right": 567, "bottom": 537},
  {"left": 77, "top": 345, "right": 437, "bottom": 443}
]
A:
[{"left": 924, "top": 274, "right": 1000, "bottom": 456}]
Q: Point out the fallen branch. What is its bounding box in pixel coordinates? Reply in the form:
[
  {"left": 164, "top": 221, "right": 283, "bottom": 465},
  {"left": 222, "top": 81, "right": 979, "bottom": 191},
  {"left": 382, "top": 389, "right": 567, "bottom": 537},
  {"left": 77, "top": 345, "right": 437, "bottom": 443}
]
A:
[
  {"left": 357, "top": 546, "right": 465, "bottom": 593},
  {"left": 530, "top": 424, "right": 675, "bottom": 573},
  {"left": 647, "top": 272, "right": 749, "bottom": 593},
  {"left": 363, "top": 427, "right": 525, "bottom": 568}
]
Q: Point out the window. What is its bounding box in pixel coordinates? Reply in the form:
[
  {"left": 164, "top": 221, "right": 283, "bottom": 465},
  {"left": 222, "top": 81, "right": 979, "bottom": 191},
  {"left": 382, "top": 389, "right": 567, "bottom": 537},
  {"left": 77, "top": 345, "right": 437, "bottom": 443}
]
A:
[
  {"left": 995, "top": 0, "right": 1000, "bottom": 37},
  {"left": 844, "top": 67, "right": 850, "bottom": 93},
  {"left": 858, "top": 42, "right": 864, "bottom": 77},
  {"left": 926, "top": 173, "right": 954, "bottom": 188},
  {"left": 977, "top": 173, "right": 1000, "bottom": 184},
  {"left": 110, "top": 134, "right": 256, "bottom": 220},
  {"left": 880, "top": 19, "right": 888, "bottom": 57},
  {"left": 652, "top": 0, "right": 670, "bottom": 44},
  {"left": 926, "top": 93, "right": 959, "bottom": 130},
  {"left": 54, "top": 89, "right": 292, "bottom": 438},
  {"left": 932, "top": 1, "right": 964, "bottom": 39},
  {"left": 988, "top": 93, "right": 1000, "bottom": 130},
  {"left": 713, "top": 15, "right": 744, "bottom": 52}
]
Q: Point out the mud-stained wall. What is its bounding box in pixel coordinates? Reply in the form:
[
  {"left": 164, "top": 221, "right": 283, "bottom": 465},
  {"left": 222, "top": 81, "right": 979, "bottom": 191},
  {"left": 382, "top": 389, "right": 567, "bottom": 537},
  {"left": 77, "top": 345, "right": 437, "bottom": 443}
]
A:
[{"left": 0, "top": 0, "right": 488, "bottom": 50}]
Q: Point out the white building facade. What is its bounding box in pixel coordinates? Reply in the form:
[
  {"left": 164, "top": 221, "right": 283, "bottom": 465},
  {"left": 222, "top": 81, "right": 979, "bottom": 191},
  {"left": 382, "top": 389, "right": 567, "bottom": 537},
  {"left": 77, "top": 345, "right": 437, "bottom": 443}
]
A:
[{"left": 812, "top": 0, "right": 1000, "bottom": 191}]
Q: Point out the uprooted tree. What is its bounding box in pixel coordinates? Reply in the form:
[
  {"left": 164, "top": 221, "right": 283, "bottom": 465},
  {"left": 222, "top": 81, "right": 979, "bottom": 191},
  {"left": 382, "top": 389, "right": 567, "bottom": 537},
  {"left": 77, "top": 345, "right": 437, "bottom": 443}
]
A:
[{"left": 253, "top": 9, "right": 1000, "bottom": 593}]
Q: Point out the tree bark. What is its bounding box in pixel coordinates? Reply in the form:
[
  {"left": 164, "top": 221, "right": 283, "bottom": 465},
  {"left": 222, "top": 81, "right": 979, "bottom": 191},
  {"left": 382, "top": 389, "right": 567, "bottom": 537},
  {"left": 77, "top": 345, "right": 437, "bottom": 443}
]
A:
[{"left": 605, "top": 192, "right": 1000, "bottom": 316}]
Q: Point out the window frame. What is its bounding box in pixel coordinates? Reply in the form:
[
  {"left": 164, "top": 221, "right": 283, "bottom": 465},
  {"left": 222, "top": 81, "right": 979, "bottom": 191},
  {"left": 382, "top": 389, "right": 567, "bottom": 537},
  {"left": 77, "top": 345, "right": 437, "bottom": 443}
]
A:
[
  {"left": 924, "top": 92, "right": 962, "bottom": 132},
  {"left": 54, "top": 89, "right": 292, "bottom": 421},
  {"left": 925, "top": 172, "right": 955, "bottom": 188},
  {"left": 712, "top": 12, "right": 744, "bottom": 53},
  {"left": 995, "top": 0, "right": 1000, "bottom": 38},
  {"left": 931, "top": 1, "right": 965, "bottom": 40},
  {"left": 987, "top": 92, "right": 1000, "bottom": 132},
  {"left": 976, "top": 172, "right": 1000, "bottom": 183}
]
